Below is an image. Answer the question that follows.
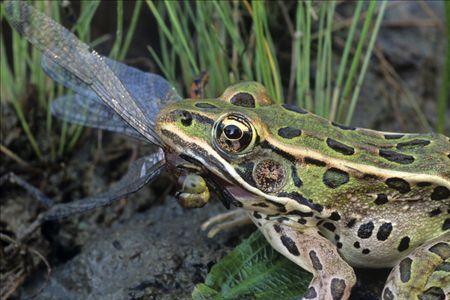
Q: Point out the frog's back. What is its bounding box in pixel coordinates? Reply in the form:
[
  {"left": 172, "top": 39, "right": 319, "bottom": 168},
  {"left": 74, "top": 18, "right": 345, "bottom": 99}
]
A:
[{"left": 256, "top": 105, "right": 450, "bottom": 185}]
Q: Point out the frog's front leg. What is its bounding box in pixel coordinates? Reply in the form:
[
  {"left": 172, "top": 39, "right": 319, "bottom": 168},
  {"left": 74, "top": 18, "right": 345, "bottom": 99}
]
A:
[
  {"left": 253, "top": 215, "right": 356, "bottom": 300},
  {"left": 383, "top": 233, "right": 450, "bottom": 300}
]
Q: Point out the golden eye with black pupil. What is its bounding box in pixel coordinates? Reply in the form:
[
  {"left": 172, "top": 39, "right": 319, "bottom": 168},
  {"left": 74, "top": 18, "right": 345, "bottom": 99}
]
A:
[
  {"left": 213, "top": 114, "right": 257, "bottom": 155},
  {"left": 224, "top": 124, "right": 243, "bottom": 140}
]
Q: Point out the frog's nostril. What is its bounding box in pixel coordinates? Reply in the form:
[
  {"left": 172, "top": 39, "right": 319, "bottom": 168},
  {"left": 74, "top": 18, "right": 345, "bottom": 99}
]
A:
[{"left": 180, "top": 111, "right": 193, "bottom": 127}]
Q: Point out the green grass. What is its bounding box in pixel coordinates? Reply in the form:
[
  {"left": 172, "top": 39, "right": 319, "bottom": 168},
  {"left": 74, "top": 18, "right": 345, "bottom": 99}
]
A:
[
  {"left": 0, "top": 0, "right": 139, "bottom": 162},
  {"left": 147, "top": 0, "right": 388, "bottom": 125}
]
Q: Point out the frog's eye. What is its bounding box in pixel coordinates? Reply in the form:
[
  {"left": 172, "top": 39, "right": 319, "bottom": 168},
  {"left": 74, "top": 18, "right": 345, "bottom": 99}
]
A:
[{"left": 213, "top": 114, "right": 257, "bottom": 155}]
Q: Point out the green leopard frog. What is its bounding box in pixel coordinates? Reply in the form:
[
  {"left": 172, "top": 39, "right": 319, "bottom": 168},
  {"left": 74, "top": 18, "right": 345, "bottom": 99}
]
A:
[{"left": 156, "top": 82, "right": 450, "bottom": 300}]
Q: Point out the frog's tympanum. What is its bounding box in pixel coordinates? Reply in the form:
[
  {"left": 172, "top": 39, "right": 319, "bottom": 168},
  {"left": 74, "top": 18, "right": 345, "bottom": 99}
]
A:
[{"left": 156, "top": 82, "right": 449, "bottom": 300}]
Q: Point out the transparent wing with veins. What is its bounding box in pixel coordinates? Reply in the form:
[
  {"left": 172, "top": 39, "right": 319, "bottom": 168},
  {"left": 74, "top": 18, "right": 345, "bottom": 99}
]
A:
[
  {"left": 5, "top": 1, "right": 174, "bottom": 146},
  {"left": 0, "top": 150, "right": 166, "bottom": 221},
  {"left": 43, "top": 150, "right": 166, "bottom": 220},
  {"left": 3, "top": 1, "right": 179, "bottom": 219},
  {"left": 45, "top": 55, "right": 181, "bottom": 139}
]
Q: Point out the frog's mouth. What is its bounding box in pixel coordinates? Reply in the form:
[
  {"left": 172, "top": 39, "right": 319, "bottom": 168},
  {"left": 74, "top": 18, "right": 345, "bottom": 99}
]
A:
[
  {"left": 174, "top": 153, "right": 262, "bottom": 209},
  {"left": 205, "top": 174, "right": 263, "bottom": 209}
]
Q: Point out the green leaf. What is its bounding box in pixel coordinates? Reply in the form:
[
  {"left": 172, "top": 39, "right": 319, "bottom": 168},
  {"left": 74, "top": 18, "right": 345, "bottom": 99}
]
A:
[{"left": 192, "top": 230, "right": 311, "bottom": 300}]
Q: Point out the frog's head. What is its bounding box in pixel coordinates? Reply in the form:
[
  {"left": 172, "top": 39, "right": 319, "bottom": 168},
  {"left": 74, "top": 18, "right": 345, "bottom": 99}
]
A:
[{"left": 156, "top": 81, "right": 294, "bottom": 210}]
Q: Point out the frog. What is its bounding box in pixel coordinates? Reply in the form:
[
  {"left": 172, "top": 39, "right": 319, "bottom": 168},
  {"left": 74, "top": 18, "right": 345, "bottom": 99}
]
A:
[{"left": 156, "top": 81, "right": 450, "bottom": 300}]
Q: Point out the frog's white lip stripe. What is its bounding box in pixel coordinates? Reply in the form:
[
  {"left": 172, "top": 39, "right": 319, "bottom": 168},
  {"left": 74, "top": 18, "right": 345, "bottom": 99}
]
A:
[
  {"left": 265, "top": 136, "right": 450, "bottom": 189},
  {"left": 160, "top": 124, "right": 313, "bottom": 213}
]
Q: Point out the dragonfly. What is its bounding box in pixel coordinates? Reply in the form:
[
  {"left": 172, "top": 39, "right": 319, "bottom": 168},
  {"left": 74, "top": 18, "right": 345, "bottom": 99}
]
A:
[{"left": 3, "top": 1, "right": 204, "bottom": 223}]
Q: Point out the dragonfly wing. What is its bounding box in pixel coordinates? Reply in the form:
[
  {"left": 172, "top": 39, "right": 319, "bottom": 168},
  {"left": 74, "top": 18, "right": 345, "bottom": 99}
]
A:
[
  {"left": 5, "top": 1, "right": 161, "bottom": 146},
  {"left": 43, "top": 54, "right": 182, "bottom": 127},
  {"left": 103, "top": 57, "right": 182, "bottom": 122},
  {"left": 43, "top": 149, "right": 166, "bottom": 220},
  {"left": 51, "top": 94, "right": 144, "bottom": 139},
  {"left": 41, "top": 54, "right": 97, "bottom": 99}
]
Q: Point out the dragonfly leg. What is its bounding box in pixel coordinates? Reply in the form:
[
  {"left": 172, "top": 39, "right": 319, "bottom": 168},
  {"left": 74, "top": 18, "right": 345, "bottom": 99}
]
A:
[{"left": 0, "top": 172, "right": 53, "bottom": 208}]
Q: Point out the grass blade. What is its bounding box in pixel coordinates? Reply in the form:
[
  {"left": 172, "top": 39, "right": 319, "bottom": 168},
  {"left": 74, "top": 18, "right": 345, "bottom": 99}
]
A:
[
  {"left": 345, "top": 1, "right": 387, "bottom": 125},
  {"left": 437, "top": 1, "right": 450, "bottom": 134}
]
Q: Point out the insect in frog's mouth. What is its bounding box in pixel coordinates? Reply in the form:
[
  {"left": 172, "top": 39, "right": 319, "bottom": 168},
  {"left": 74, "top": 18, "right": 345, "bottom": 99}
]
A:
[{"left": 176, "top": 153, "right": 262, "bottom": 209}]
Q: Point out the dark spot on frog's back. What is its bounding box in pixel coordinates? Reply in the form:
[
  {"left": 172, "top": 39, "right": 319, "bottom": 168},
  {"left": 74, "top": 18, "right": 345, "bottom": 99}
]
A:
[
  {"left": 429, "top": 208, "right": 442, "bottom": 217},
  {"left": 346, "top": 218, "right": 356, "bottom": 228},
  {"left": 326, "top": 138, "right": 355, "bottom": 155},
  {"left": 431, "top": 186, "right": 450, "bottom": 201},
  {"left": 323, "top": 222, "right": 336, "bottom": 232},
  {"left": 330, "top": 278, "right": 346, "bottom": 300},
  {"left": 362, "top": 248, "right": 370, "bottom": 254},
  {"left": 429, "top": 242, "right": 450, "bottom": 259},
  {"left": 443, "top": 218, "right": 450, "bottom": 231},
  {"left": 399, "top": 257, "right": 412, "bottom": 283},
  {"left": 278, "top": 127, "right": 302, "bottom": 139},
  {"left": 304, "top": 287, "right": 317, "bottom": 299},
  {"left": 357, "top": 221, "right": 374, "bottom": 239},
  {"left": 194, "top": 102, "right": 219, "bottom": 110},
  {"left": 379, "top": 149, "right": 414, "bottom": 164},
  {"left": 309, "top": 251, "right": 323, "bottom": 270},
  {"left": 280, "top": 235, "right": 300, "bottom": 256},
  {"left": 383, "top": 287, "right": 395, "bottom": 300},
  {"left": 396, "top": 139, "right": 430, "bottom": 150},
  {"left": 385, "top": 177, "right": 411, "bottom": 194},
  {"left": 398, "top": 236, "right": 410, "bottom": 252},
  {"left": 331, "top": 121, "right": 356, "bottom": 130},
  {"left": 282, "top": 104, "right": 308, "bottom": 114},
  {"left": 377, "top": 222, "right": 393, "bottom": 241},
  {"left": 421, "top": 287, "right": 445, "bottom": 299},
  {"left": 384, "top": 134, "right": 404, "bottom": 140},
  {"left": 329, "top": 212, "right": 341, "bottom": 221},
  {"left": 273, "top": 224, "right": 282, "bottom": 233},
  {"left": 435, "top": 262, "right": 450, "bottom": 272},
  {"left": 252, "top": 202, "right": 269, "bottom": 208},
  {"left": 253, "top": 212, "right": 262, "bottom": 219},
  {"left": 374, "top": 194, "right": 389, "bottom": 205},
  {"left": 323, "top": 168, "right": 349, "bottom": 188},
  {"left": 230, "top": 92, "right": 256, "bottom": 108}
]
